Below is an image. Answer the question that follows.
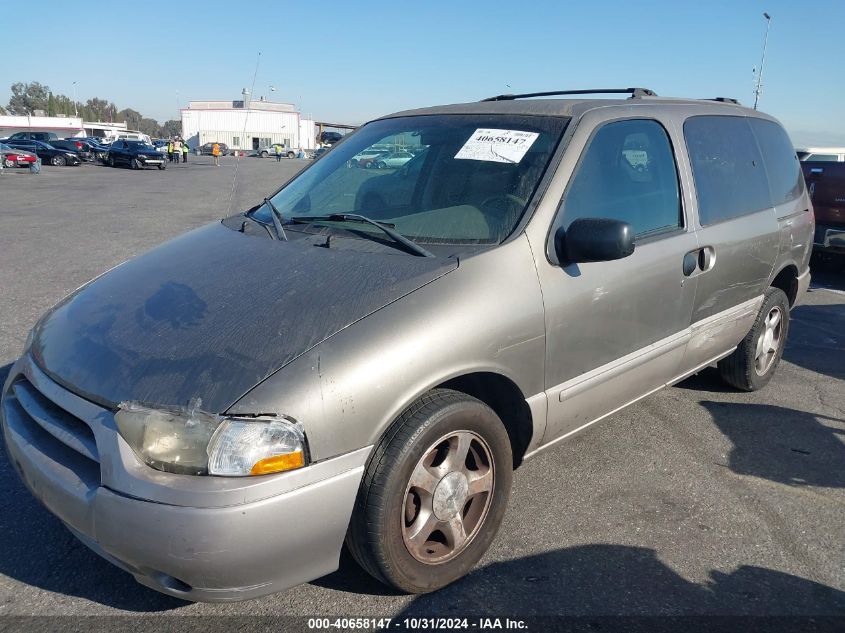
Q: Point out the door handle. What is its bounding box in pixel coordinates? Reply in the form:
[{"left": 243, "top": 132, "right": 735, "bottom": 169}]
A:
[{"left": 683, "top": 247, "right": 715, "bottom": 276}]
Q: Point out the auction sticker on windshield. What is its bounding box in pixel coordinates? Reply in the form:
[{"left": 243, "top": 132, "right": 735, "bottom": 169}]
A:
[{"left": 455, "top": 128, "right": 539, "bottom": 164}]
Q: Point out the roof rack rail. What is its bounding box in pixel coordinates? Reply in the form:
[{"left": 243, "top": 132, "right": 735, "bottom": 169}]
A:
[
  {"left": 480, "top": 88, "right": 657, "bottom": 102},
  {"left": 708, "top": 97, "right": 741, "bottom": 104}
]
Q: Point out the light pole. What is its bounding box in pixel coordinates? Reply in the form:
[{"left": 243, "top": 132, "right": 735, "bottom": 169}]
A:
[
  {"left": 753, "top": 12, "right": 772, "bottom": 110},
  {"left": 72, "top": 81, "right": 78, "bottom": 117}
]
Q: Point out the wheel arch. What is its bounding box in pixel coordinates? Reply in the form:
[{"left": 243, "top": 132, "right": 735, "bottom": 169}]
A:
[
  {"left": 770, "top": 263, "right": 799, "bottom": 307},
  {"left": 434, "top": 372, "right": 535, "bottom": 469}
]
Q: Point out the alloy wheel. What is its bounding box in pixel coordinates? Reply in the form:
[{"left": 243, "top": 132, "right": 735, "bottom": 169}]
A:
[
  {"left": 402, "top": 430, "right": 495, "bottom": 564},
  {"left": 754, "top": 305, "right": 783, "bottom": 375}
]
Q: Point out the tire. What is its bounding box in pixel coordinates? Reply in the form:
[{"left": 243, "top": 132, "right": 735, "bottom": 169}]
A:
[
  {"left": 376, "top": 161, "right": 386, "bottom": 169},
  {"left": 3, "top": 158, "right": 14, "bottom": 168},
  {"left": 261, "top": 151, "right": 269, "bottom": 158},
  {"left": 108, "top": 155, "right": 115, "bottom": 167},
  {"left": 349, "top": 159, "right": 359, "bottom": 168},
  {"left": 347, "top": 389, "right": 513, "bottom": 593},
  {"left": 287, "top": 151, "right": 295, "bottom": 159},
  {"left": 130, "top": 158, "right": 141, "bottom": 170},
  {"left": 51, "top": 155, "right": 66, "bottom": 166},
  {"left": 718, "top": 287, "right": 790, "bottom": 391},
  {"left": 158, "top": 164, "right": 166, "bottom": 170}
]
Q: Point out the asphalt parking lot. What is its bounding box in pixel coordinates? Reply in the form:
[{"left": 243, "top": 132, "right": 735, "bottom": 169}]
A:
[{"left": 0, "top": 157, "right": 843, "bottom": 622}]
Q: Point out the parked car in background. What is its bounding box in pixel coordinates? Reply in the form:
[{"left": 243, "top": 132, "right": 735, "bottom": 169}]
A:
[
  {"left": 50, "top": 139, "right": 93, "bottom": 162},
  {"left": 4, "top": 139, "right": 81, "bottom": 166},
  {"left": 319, "top": 131, "right": 343, "bottom": 145},
  {"left": 0, "top": 143, "right": 38, "bottom": 168},
  {"left": 371, "top": 150, "right": 414, "bottom": 169},
  {"left": 348, "top": 149, "right": 385, "bottom": 168},
  {"left": 797, "top": 147, "right": 845, "bottom": 163},
  {"left": 802, "top": 152, "right": 845, "bottom": 256},
  {"left": 1, "top": 131, "right": 60, "bottom": 143},
  {"left": 106, "top": 140, "right": 166, "bottom": 169},
  {"left": 256, "top": 144, "right": 297, "bottom": 159},
  {"left": 313, "top": 147, "right": 330, "bottom": 159},
  {"left": 198, "top": 142, "right": 229, "bottom": 156}
]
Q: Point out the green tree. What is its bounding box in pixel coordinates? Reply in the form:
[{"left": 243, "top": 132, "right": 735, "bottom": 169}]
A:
[
  {"left": 161, "top": 120, "right": 182, "bottom": 138},
  {"left": 7, "top": 81, "right": 51, "bottom": 115},
  {"left": 0, "top": 104, "right": 6, "bottom": 115}
]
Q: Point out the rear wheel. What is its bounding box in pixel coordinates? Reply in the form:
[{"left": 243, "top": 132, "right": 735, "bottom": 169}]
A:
[
  {"left": 51, "top": 155, "right": 66, "bottom": 166},
  {"left": 347, "top": 389, "right": 512, "bottom": 593},
  {"left": 287, "top": 151, "right": 295, "bottom": 159},
  {"left": 261, "top": 151, "right": 269, "bottom": 158},
  {"left": 3, "top": 158, "right": 14, "bottom": 168},
  {"left": 718, "top": 287, "right": 790, "bottom": 391}
]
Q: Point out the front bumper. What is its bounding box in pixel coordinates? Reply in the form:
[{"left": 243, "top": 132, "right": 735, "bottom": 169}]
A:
[{"left": 1, "top": 355, "right": 369, "bottom": 602}]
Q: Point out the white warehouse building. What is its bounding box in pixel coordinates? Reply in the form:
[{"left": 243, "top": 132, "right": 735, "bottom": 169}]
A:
[{"left": 181, "top": 93, "right": 316, "bottom": 153}]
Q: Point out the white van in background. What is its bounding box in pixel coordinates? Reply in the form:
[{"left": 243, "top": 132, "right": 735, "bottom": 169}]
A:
[{"left": 104, "top": 130, "right": 153, "bottom": 145}]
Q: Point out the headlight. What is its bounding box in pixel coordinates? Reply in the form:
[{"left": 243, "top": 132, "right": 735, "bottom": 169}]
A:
[
  {"left": 115, "top": 399, "right": 307, "bottom": 476},
  {"left": 137, "top": 154, "right": 147, "bottom": 159}
]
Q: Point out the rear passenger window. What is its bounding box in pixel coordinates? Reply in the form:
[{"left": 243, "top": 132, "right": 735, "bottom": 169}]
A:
[
  {"left": 684, "top": 116, "right": 771, "bottom": 225},
  {"left": 559, "top": 119, "right": 682, "bottom": 237},
  {"left": 749, "top": 118, "right": 803, "bottom": 206}
]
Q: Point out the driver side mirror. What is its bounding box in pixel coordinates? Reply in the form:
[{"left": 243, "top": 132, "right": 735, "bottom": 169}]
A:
[{"left": 555, "top": 217, "right": 635, "bottom": 264}]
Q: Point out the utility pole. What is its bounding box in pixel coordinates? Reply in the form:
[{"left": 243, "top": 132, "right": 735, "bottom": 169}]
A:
[
  {"left": 753, "top": 12, "right": 772, "bottom": 110},
  {"left": 72, "top": 81, "right": 78, "bottom": 117}
]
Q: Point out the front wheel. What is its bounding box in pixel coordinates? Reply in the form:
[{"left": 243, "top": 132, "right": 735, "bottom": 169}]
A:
[
  {"left": 347, "top": 389, "right": 512, "bottom": 593},
  {"left": 130, "top": 158, "right": 141, "bottom": 170},
  {"left": 158, "top": 163, "right": 166, "bottom": 170},
  {"left": 287, "top": 151, "right": 296, "bottom": 159},
  {"left": 108, "top": 155, "right": 115, "bottom": 167},
  {"left": 3, "top": 158, "right": 14, "bottom": 168},
  {"left": 51, "top": 155, "right": 67, "bottom": 166},
  {"left": 718, "top": 287, "right": 790, "bottom": 391}
]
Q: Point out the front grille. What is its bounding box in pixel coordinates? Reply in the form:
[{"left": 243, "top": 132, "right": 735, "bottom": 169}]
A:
[{"left": 4, "top": 377, "right": 100, "bottom": 486}]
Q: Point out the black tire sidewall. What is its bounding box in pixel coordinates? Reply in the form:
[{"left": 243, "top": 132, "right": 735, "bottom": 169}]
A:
[{"left": 362, "top": 394, "right": 513, "bottom": 593}]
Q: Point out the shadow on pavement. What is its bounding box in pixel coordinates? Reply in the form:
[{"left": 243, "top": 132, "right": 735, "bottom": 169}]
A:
[
  {"left": 701, "top": 401, "right": 845, "bottom": 488},
  {"left": 810, "top": 254, "right": 845, "bottom": 292},
  {"left": 785, "top": 302, "right": 845, "bottom": 380},
  {"left": 397, "top": 544, "right": 845, "bottom": 617}
]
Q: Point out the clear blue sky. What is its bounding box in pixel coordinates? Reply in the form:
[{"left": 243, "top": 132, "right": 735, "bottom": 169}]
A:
[{"left": 2, "top": 0, "right": 842, "bottom": 146}]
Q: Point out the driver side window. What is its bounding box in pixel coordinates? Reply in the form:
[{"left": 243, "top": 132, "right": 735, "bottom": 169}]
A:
[{"left": 557, "top": 119, "right": 682, "bottom": 238}]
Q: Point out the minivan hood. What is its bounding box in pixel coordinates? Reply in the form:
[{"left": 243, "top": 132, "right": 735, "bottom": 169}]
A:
[{"left": 31, "top": 222, "right": 456, "bottom": 412}]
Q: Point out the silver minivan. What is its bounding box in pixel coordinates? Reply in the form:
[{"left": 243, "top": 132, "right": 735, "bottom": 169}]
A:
[{"left": 1, "top": 89, "right": 813, "bottom": 601}]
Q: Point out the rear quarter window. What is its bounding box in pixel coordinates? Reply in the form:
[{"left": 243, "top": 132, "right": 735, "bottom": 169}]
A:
[
  {"left": 748, "top": 118, "right": 803, "bottom": 206},
  {"left": 684, "top": 115, "right": 771, "bottom": 225}
]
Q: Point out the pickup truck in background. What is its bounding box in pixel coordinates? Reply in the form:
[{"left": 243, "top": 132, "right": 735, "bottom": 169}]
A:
[{"left": 800, "top": 149, "right": 845, "bottom": 256}]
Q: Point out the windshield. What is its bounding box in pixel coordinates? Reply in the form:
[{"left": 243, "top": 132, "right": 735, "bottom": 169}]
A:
[
  {"left": 0, "top": 143, "right": 11, "bottom": 151},
  {"left": 253, "top": 114, "right": 568, "bottom": 245}
]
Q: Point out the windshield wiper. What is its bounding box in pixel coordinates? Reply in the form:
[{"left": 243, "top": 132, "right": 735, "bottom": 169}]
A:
[
  {"left": 290, "top": 214, "right": 434, "bottom": 258},
  {"left": 263, "top": 197, "right": 288, "bottom": 241}
]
